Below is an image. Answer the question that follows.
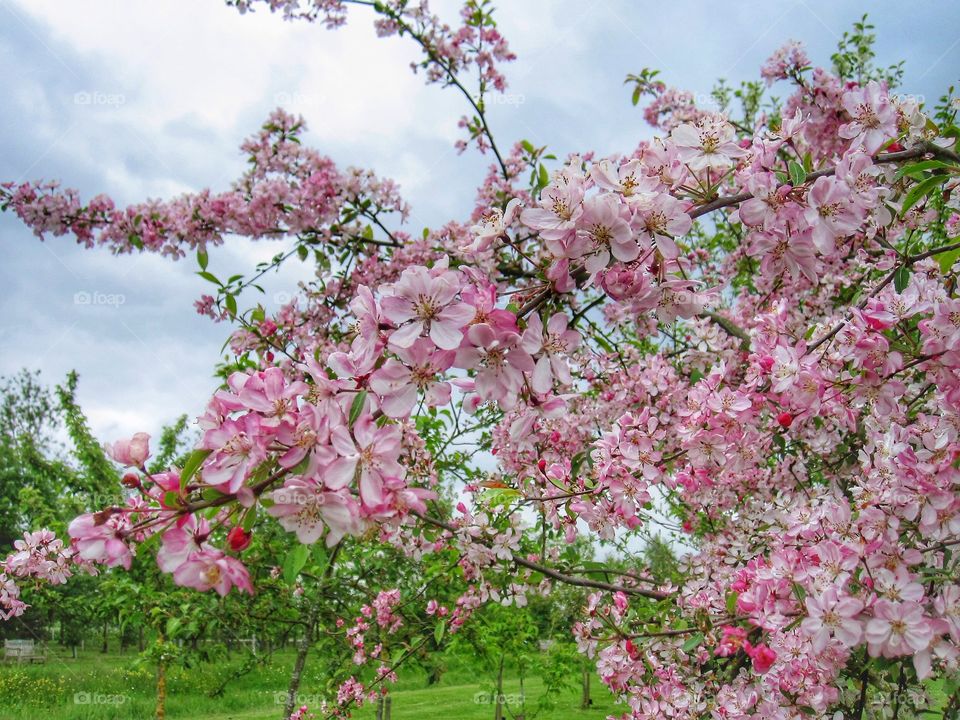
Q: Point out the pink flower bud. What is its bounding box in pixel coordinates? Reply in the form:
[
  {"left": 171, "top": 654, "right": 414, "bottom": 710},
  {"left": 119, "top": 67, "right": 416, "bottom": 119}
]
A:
[
  {"left": 107, "top": 432, "right": 151, "bottom": 467},
  {"left": 227, "top": 526, "right": 252, "bottom": 552}
]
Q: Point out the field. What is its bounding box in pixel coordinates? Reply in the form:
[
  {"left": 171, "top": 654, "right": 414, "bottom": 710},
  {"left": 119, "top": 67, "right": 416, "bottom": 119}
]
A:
[{"left": 0, "top": 649, "right": 622, "bottom": 720}]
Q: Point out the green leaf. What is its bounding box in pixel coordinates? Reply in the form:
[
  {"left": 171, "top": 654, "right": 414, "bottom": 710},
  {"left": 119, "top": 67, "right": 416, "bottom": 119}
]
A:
[
  {"left": 225, "top": 293, "right": 237, "bottom": 317},
  {"left": 165, "top": 617, "right": 181, "bottom": 637},
  {"left": 538, "top": 163, "right": 549, "bottom": 190},
  {"left": 726, "top": 592, "right": 738, "bottom": 616},
  {"left": 900, "top": 174, "right": 948, "bottom": 215},
  {"left": 893, "top": 264, "right": 911, "bottom": 293},
  {"left": 434, "top": 620, "right": 446, "bottom": 644},
  {"left": 894, "top": 159, "right": 955, "bottom": 180},
  {"left": 282, "top": 545, "right": 310, "bottom": 584},
  {"left": 521, "top": 140, "right": 535, "bottom": 154},
  {"left": 681, "top": 632, "right": 705, "bottom": 653},
  {"left": 241, "top": 506, "right": 258, "bottom": 532},
  {"left": 197, "top": 248, "right": 209, "bottom": 270},
  {"left": 180, "top": 449, "right": 212, "bottom": 489},
  {"left": 163, "top": 491, "right": 180, "bottom": 508},
  {"left": 312, "top": 543, "right": 328, "bottom": 567},
  {"left": 936, "top": 246, "right": 960, "bottom": 273},
  {"left": 197, "top": 271, "right": 222, "bottom": 286},
  {"left": 349, "top": 391, "right": 367, "bottom": 427},
  {"left": 788, "top": 161, "right": 806, "bottom": 186}
]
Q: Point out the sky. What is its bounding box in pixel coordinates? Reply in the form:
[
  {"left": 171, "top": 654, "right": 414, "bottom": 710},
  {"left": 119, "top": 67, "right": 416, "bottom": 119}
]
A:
[{"left": 1, "top": 0, "right": 958, "bottom": 448}]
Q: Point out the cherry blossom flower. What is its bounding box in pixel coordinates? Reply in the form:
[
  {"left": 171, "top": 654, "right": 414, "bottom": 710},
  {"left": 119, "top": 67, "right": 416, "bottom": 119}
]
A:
[
  {"left": 574, "top": 193, "right": 635, "bottom": 273},
  {"left": 200, "top": 414, "right": 269, "bottom": 494},
  {"left": 370, "top": 339, "right": 455, "bottom": 418},
  {"left": 519, "top": 177, "right": 584, "bottom": 241},
  {"left": 267, "top": 475, "right": 362, "bottom": 546},
  {"left": 173, "top": 549, "right": 253, "bottom": 596},
  {"left": 521, "top": 313, "right": 581, "bottom": 394},
  {"left": 670, "top": 117, "right": 748, "bottom": 172},
  {"left": 801, "top": 589, "right": 864, "bottom": 652},
  {"left": 381, "top": 264, "right": 476, "bottom": 350},
  {"left": 631, "top": 192, "right": 691, "bottom": 259},
  {"left": 839, "top": 81, "right": 898, "bottom": 154},
  {"left": 454, "top": 323, "right": 534, "bottom": 407},
  {"left": 865, "top": 600, "right": 934, "bottom": 658},
  {"left": 106, "top": 432, "right": 151, "bottom": 467},
  {"left": 328, "top": 414, "right": 404, "bottom": 508},
  {"left": 68, "top": 512, "right": 133, "bottom": 570},
  {"left": 157, "top": 515, "right": 211, "bottom": 573}
]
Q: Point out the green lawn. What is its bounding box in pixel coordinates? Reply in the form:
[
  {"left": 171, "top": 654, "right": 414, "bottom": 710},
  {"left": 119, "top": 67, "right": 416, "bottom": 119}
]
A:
[{"left": 0, "top": 650, "right": 622, "bottom": 720}]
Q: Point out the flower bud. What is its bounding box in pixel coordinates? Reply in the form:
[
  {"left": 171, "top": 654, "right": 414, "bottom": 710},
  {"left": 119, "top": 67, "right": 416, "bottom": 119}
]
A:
[{"left": 227, "top": 526, "right": 252, "bottom": 552}]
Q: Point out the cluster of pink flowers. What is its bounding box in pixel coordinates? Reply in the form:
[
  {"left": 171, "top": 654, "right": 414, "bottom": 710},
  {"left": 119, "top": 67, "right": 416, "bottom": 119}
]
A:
[
  {"left": 0, "top": 109, "right": 407, "bottom": 260},
  {"left": 1, "top": 531, "right": 78, "bottom": 619}
]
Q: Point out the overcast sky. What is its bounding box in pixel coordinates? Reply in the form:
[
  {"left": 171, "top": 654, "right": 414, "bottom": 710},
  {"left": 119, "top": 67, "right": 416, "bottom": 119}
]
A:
[{"left": 1, "top": 0, "right": 958, "bottom": 448}]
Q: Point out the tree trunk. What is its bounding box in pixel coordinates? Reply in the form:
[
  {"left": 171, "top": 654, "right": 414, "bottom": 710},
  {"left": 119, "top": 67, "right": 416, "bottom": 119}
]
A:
[
  {"left": 494, "top": 654, "right": 504, "bottom": 720},
  {"left": 139, "top": 626, "right": 145, "bottom": 652},
  {"left": 156, "top": 659, "right": 167, "bottom": 720},
  {"left": 581, "top": 663, "right": 591, "bottom": 708},
  {"left": 283, "top": 543, "right": 341, "bottom": 720},
  {"left": 283, "top": 609, "right": 318, "bottom": 719},
  {"left": 385, "top": 695, "right": 392, "bottom": 720},
  {"left": 376, "top": 695, "right": 384, "bottom": 720},
  {"left": 101, "top": 622, "right": 108, "bottom": 653}
]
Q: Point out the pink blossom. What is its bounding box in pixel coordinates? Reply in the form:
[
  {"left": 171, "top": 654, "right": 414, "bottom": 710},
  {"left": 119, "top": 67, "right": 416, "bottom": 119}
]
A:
[
  {"left": 521, "top": 313, "right": 580, "bottom": 394},
  {"left": 267, "top": 475, "right": 362, "bottom": 546},
  {"left": 454, "top": 323, "right": 534, "bottom": 407},
  {"left": 519, "top": 177, "right": 584, "bottom": 241},
  {"left": 574, "top": 193, "right": 635, "bottom": 273},
  {"left": 801, "top": 589, "right": 864, "bottom": 652},
  {"left": 839, "top": 81, "right": 898, "bottom": 154},
  {"left": 370, "top": 338, "right": 455, "bottom": 418},
  {"left": 200, "top": 414, "right": 268, "bottom": 494},
  {"left": 106, "top": 432, "right": 151, "bottom": 467},
  {"left": 68, "top": 512, "right": 133, "bottom": 570},
  {"left": 381, "top": 264, "right": 475, "bottom": 350},
  {"left": 631, "top": 192, "right": 691, "bottom": 259},
  {"left": 670, "top": 117, "right": 748, "bottom": 173},
  {"left": 865, "top": 600, "right": 934, "bottom": 658},
  {"left": 157, "top": 515, "right": 211, "bottom": 573},
  {"left": 328, "top": 414, "right": 404, "bottom": 508},
  {"left": 173, "top": 549, "right": 253, "bottom": 596}
]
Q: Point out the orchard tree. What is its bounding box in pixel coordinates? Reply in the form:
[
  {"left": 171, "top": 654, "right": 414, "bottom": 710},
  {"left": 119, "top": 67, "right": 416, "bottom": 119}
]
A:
[{"left": 3, "top": 3, "right": 960, "bottom": 719}]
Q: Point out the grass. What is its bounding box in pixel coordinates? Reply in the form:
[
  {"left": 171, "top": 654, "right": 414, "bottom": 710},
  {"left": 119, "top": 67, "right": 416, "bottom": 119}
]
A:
[{"left": 0, "top": 649, "right": 623, "bottom": 720}]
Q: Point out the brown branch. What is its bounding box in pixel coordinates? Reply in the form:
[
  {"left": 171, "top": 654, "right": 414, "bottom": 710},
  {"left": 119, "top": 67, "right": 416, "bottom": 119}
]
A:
[{"left": 413, "top": 510, "right": 670, "bottom": 600}]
